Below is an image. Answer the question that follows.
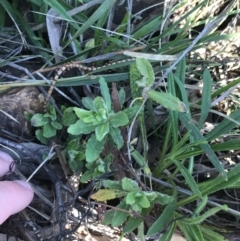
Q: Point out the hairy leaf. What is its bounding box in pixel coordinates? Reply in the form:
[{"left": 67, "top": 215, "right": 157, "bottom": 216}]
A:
[
  {"left": 73, "top": 107, "right": 93, "bottom": 119},
  {"left": 99, "top": 77, "right": 111, "bottom": 111},
  {"left": 51, "top": 121, "right": 62, "bottom": 130},
  {"left": 86, "top": 135, "right": 105, "bottom": 162},
  {"left": 173, "top": 159, "right": 202, "bottom": 198},
  {"left": 147, "top": 198, "right": 176, "bottom": 237},
  {"left": 112, "top": 202, "right": 129, "bottom": 227},
  {"left": 62, "top": 107, "right": 77, "bottom": 126},
  {"left": 82, "top": 97, "right": 96, "bottom": 111},
  {"left": 123, "top": 218, "right": 143, "bottom": 233},
  {"left": 31, "top": 114, "right": 49, "bottom": 127},
  {"left": 95, "top": 122, "right": 109, "bottom": 141},
  {"left": 109, "top": 127, "right": 124, "bottom": 149},
  {"left": 43, "top": 123, "right": 56, "bottom": 138},
  {"left": 102, "top": 180, "right": 122, "bottom": 190},
  {"left": 67, "top": 120, "right": 95, "bottom": 135},
  {"left": 136, "top": 58, "right": 155, "bottom": 87},
  {"left": 122, "top": 177, "right": 139, "bottom": 192},
  {"left": 147, "top": 90, "right": 187, "bottom": 112},
  {"left": 109, "top": 111, "right": 129, "bottom": 127}
]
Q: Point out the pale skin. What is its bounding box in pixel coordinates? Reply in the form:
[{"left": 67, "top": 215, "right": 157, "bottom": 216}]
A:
[{"left": 0, "top": 151, "right": 34, "bottom": 224}]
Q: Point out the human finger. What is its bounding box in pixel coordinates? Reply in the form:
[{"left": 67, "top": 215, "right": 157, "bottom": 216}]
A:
[
  {"left": 0, "top": 180, "right": 34, "bottom": 224},
  {"left": 0, "top": 151, "right": 15, "bottom": 176}
]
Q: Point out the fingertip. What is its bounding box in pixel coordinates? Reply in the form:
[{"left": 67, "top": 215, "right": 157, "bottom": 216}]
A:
[
  {"left": 14, "top": 180, "right": 33, "bottom": 191},
  {"left": 0, "top": 151, "right": 15, "bottom": 176},
  {"left": 0, "top": 181, "right": 34, "bottom": 224}
]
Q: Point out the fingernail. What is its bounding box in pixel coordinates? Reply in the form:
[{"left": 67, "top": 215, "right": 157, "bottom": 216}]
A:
[
  {"left": 14, "top": 180, "right": 33, "bottom": 191},
  {"left": 0, "top": 151, "right": 13, "bottom": 163}
]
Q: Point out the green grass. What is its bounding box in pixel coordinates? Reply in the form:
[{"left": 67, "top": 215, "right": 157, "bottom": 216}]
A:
[{"left": 1, "top": 0, "right": 240, "bottom": 240}]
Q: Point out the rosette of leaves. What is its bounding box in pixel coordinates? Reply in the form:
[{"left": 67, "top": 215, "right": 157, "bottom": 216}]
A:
[
  {"left": 68, "top": 77, "right": 135, "bottom": 162},
  {"left": 91, "top": 177, "right": 173, "bottom": 227},
  {"left": 30, "top": 105, "right": 62, "bottom": 144}
]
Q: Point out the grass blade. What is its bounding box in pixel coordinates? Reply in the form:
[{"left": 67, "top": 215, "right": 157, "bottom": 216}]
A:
[
  {"left": 179, "top": 113, "right": 226, "bottom": 179},
  {"left": 198, "top": 69, "right": 212, "bottom": 129}
]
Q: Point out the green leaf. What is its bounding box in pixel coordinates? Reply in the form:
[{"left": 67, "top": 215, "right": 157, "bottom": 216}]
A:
[
  {"left": 95, "top": 122, "right": 109, "bottom": 141},
  {"left": 43, "top": 0, "right": 80, "bottom": 31},
  {"left": 93, "top": 96, "right": 106, "bottom": 111},
  {"left": 73, "top": 107, "right": 93, "bottom": 119},
  {"left": 122, "top": 177, "right": 139, "bottom": 192},
  {"left": 51, "top": 121, "right": 63, "bottom": 130},
  {"left": 118, "top": 88, "right": 126, "bottom": 106},
  {"left": 81, "top": 170, "right": 94, "bottom": 183},
  {"left": 136, "top": 58, "right": 155, "bottom": 87},
  {"left": 138, "top": 195, "right": 150, "bottom": 208},
  {"left": 72, "top": 0, "right": 117, "bottom": 42},
  {"left": 205, "top": 108, "right": 240, "bottom": 141},
  {"left": 155, "top": 193, "right": 174, "bottom": 205},
  {"left": 101, "top": 210, "right": 115, "bottom": 225},
  {"left": 198, "top": 69, "right": 212, "bottom": 129},
  {"left": 67, "top": 138, "right": 80, "bottom": 150},
  {"left": 178, "top": 222, "right": 204, "bottom": 241},
  {"left": 67, "top": 120, "right": 95, "bottom": 135},
  {"left": 43, "top": 123, "right": 56, "bottom": 138},
  {"left": 109, "top": 111, "right": 129, "bottom": 127},
  {"left": 109, "top": 127, "right": 124, "bottom": 149},
  {"left": 31, "top": 114, "right": 49, "bottom": 127},
  {"left": 126, "top": 192, "right": 136, "bottom": 205},
  {"left": 147, "top": 90, "right": 187, "bottom": 112},
  {"left": 131, "top": 203, "right": 142, "bottom": 212},
  {"left": 173, "top": 159, "right": 202, "bottom": 198},
  {"left": 143, "top": 192, "right": 157, "bottom": 202},
  {"left": 86, "top": 135, "right": 105, "bottom": 162},
  {"left": 178, "top": 163, "right": 240, "bottom": 207},
  {"left": 123, "top": 218, "right": 143, "bottom": 233},
  {"left": 83, "top": 114, "right": 97, "bottom": 123},
  {"left": 133, "top": 15, "right": 162, "bottom": 39},
  {"left": 181, "top": 205, "right": 228, "bottom": 225},
  {"left": 69, "top": 159, "right": 82, "bottom": 172},
  {"left": 48, "top": 105, "right": 57, "bottom": 120},
  {"left": 102, "top": 179, "right": 122, "bottom": 190},
  {"left": 112, "top": 202, "right": 129, "bottom": 227},
  {"left": 123, "top": 105, "right": 140, "bottom": 120},
  {"left": 131, "top": 147, "right": 147, "bottom": 167},
  {"left": 62, "top": 107, "right": 77, "bottom": 126},
  {"left": 138, "top": 221, "right": 145, "bottom": 241},
  {"left": 179, "top": 113, "right": 227, "bottom": 179},
  {"left": 35, "top": 129, "right": 48, "bottom": 145},
  {"left": 68, "top": 149, "right": 85, "bottom": 164},
  {"left": 193, "top": 196, "right": 208, "bottom": 216},
  {"left": 159, "top": 222, "right": 176, "bottom": 241},
  {"left": 123, "top": 217, "right": 143, "bottom": 233},
  {"left": 147, "top": 198, "right": 176, "bottom": 237},
  {"left": 99, "top": 77, "right": 111, "bottom": 112},
  {"left": 200, "top": 225, "right": 228, "bottom": 241},
  {"left": 82, "top": 97, "right": 96, "bottom": 111}
]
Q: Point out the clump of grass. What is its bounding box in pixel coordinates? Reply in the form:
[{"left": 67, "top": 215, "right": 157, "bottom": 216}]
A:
[{"left": 1, "top": 0, "right": 240, "bottom": 240}]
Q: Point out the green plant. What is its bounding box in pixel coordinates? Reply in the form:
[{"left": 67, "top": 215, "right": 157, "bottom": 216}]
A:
[
  {"left": 64, "top": 138, "right": 85, "bottom": 172},
  {"left": 81, "top": 154, "right": 113, "bottom": 183},
  {"left": 5, "top": 0, "right": 240, "bottom": 239},
  {"left": 67, "top": 77, "right": 137, "bottom": 162},
  {"left": 31, "top": 105, "right": 63, "bottom": 144},
  {"left": 92, "top": 177, "right": 173, "bottom": 228}
]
